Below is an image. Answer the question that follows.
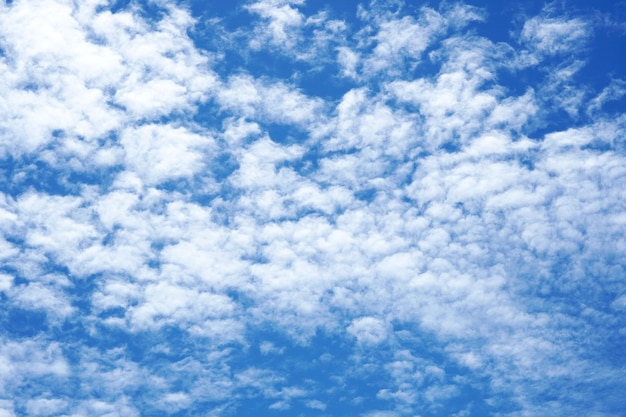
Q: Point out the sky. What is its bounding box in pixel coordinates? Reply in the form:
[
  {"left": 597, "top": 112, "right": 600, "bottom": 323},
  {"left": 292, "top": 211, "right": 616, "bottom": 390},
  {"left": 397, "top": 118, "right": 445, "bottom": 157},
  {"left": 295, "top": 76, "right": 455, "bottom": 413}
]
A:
[{"left": 1, "top": 0, "right": 626, "bottom": 416}]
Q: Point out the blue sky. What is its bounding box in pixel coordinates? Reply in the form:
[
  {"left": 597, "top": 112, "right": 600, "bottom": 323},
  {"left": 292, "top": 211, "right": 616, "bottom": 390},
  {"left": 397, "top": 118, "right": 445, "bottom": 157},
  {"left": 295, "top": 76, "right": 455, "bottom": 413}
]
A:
[{"left": 1, "top": 0, "right": 626, "bottom": 416}]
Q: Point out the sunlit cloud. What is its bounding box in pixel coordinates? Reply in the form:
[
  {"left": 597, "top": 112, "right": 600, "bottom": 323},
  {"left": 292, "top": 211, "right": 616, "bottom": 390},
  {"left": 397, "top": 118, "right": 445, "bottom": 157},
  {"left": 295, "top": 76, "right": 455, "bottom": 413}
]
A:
[{"left": 1, "top": 0, "right": 625, "bottom": 416}]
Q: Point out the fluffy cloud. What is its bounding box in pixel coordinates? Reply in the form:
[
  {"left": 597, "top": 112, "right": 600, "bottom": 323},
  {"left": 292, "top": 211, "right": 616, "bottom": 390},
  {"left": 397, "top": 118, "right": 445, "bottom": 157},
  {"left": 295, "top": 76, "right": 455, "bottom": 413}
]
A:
[{"left": 1, "top": 0, "right": 625, "bottom": 416}]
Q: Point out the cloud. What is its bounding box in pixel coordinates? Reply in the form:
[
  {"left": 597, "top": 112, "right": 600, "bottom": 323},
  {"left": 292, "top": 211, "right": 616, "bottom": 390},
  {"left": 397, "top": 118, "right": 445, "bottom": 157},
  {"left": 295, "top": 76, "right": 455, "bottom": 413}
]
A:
[
  {"left": 0, "top": 0, "right": 625, "bottom": 416},
  {"left": 246, "top": 0, "right": 306, "bottom": 50},
  {"left": 120, "top": 123, "right": 215, "bottom": 185},
  {"left": 243, "top": 0, "right": 347, "bottom": 63},
  {"left": 259, "top": 341, "right": 284, "bottom": 355},
  {"left": 217, "top": 75, "right": 325, "bottom": 126},
  {"left": 587, "top": 78, "right": 626, "bottom": 116},
  {"left": 0, "top": 0, "right": 215, "bottom": 158},
  {"left": 0, "top": 400, "right": 15, "bottom": 417},
  {"left": 362, "top": 11, "right": 446, "bottom": 75},
  {"left": 305, "top": 399, "right": 327, "bottom": 410},
  {"left": 25, "top": 398, "right": 68, "bottom": 416},
  {"left": 347, "top": 317, "right": 389, "bottom": 345},
  {"left": 521, "top": 15, "right": 590, "bottom": 57},
  {"left": 0, "top": 339, "right": 70, "bottom": 396}
]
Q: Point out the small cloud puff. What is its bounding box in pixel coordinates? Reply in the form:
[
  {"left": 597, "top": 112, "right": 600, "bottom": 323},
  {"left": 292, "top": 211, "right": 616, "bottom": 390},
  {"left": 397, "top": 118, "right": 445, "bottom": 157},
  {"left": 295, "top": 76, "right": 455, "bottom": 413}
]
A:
[{"left": 347, "top": 316, "right": 389, "bottom": 345}]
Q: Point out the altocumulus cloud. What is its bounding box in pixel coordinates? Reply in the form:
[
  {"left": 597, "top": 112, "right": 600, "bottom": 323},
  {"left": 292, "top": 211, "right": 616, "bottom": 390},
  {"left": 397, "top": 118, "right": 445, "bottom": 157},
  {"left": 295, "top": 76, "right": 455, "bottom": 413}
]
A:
[{"left": 1, "top": 0, "right": 626, "bottom": 416}]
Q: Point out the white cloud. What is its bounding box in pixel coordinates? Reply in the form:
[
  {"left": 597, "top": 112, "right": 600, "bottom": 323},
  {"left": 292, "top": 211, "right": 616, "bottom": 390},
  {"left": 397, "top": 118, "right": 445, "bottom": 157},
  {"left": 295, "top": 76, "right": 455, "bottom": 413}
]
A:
[
  {"left": 612, "top": 295, "right": 626, "bottom": 310},
  {"left": 363, "top": 411, "right": 399, "bottom": 417},
  {"left": 587, "top": 79, "right": 626, "bottom": 116},
  {"left": 156, "top": 392, "right": 191, "bottom": 413},
  {"left": 12, "top": 282, "right": 75, "bottom": 322},
  {"left": 521, "top": 16, "right": 589, "bottom": 56},
  {"left": 120, "top": 123, "right": 215, "bottom": 185},
  {"left": 259, "top": 341, "right": 284, "bottom": 355},
  {"left": 66, "top": 398, "right": 140, "bottom": 417},
  {"left": 26, "top": 398, "right": 69, "bottom": 416},
  {"left": 0, "top": 339, "right": 69, "bottom": 395},
  {"left": 0, "top": 1, "right": 625, "bottom": 416},
  {"left": 16, "top": 192, "right": 98, "bottom": 262},
  {"left": 0, "top": 400, "right": 14, "bottom": 417},
  {"left": 362, "top": 11, "right": 446, "bottom": 75},
  {"left": 0, "top": 0, "right": 215, "bottom": 160},
  {"left": 243, "top": 0, "right": 346, "bottom": 63},
  {"left": 305, "top": 399, "right": 327, "bottom": 410},
  {"left": 0, "top": 274, "right": 12, "bottom": 292},
  {"left": 217, "top": 75, "right": 325, "bottom": 126},
  {"left": 337, "top": 46, "right": 360, "bottom": 78},
  {"left": 128, "top": 281, "right": 239, "bottom": 333},
  {"left": 347, "top": 317, "right": 389, "bottom": 345},
  {"left": 246, "top": 0, "right": 305, "bottom": 50}
]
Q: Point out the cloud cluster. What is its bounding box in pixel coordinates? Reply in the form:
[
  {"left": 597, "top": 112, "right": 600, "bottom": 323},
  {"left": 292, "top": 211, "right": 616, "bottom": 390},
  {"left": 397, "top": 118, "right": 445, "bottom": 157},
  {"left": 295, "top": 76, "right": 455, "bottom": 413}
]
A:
[{"left": 1, "top": 0, "right": 625, "bottom": 416}]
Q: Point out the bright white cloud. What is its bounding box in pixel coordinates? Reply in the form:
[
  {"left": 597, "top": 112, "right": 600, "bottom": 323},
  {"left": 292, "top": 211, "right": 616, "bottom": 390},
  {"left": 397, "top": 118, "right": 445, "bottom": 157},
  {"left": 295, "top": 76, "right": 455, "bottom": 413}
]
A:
[
  {"left": 247, "top": 0, "right": 306, "bottom": 50},
  {"left": 0, "top": 1, "right": 625, "bottom": 416},
  {"left": 120, "top": 123, "right": 214, "bottom": 185},
  {"left": 347, "top": 316, "right": 389, "bottom": 345},
  {"left": 521, "top": 16, "right": 589, "bottom": 56}
]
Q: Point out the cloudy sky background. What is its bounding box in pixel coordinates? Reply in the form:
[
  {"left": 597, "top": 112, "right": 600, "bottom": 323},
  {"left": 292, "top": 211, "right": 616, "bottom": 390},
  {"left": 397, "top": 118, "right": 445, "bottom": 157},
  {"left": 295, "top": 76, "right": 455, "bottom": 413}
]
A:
[{"left": 1, "top": 0, "right": 626, "bottom": 415}]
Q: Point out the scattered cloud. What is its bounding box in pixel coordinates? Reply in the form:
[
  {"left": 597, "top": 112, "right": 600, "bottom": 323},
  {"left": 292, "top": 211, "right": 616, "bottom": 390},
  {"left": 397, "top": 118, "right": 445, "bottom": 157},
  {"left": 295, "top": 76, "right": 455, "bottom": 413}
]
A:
[
  {"left": 1, "top": 0, "right": 625, "bottom": 416},
  {"left": 521, "top": 15, "right": 590, "bottom": 57}
]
